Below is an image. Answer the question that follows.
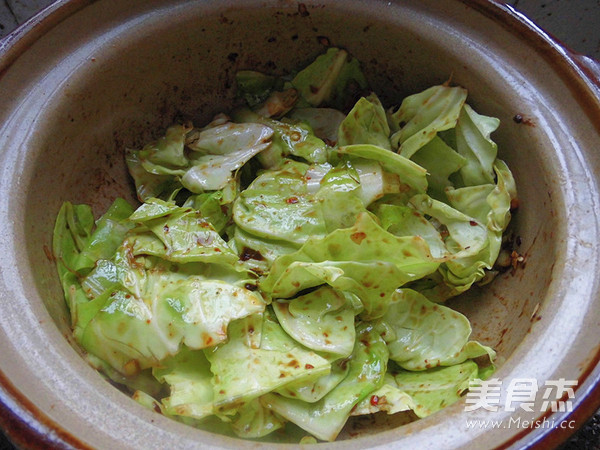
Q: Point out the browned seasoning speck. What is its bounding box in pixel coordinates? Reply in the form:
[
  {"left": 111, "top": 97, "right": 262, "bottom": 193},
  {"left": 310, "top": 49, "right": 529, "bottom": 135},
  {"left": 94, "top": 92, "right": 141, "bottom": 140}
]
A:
[
  {"left": 317, "top": 36, "right": 331, "bottom": 46},
  {"left": 43, "top": 245, "right": 55, "bottom": 261},
  {"left": 298, "top": 3, "right": 309, "bottom": 16},
  {"left": 240, "top": 247, "right": 264, "bottom": 261},
  {"left": 513, "top": 114, "right": 535, "bottom": 127}
]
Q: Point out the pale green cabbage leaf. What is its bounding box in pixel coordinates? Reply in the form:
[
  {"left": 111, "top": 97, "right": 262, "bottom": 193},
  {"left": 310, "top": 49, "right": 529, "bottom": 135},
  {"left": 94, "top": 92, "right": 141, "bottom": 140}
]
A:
[
  {"left": 389, "top": 85, "right": 467, "bottom": 158},
  {"left": 205, "top": 310, "right": 330, "bottom": 416},
  {"left": 272, "top": 286, "right": 356, "bottom": 358},
  {"left": 260, "top": 212, "right": 439, "bottom": 319},
  {"left": 383, "top": 289, "right": 495, "bottom": 371},
  {"left": 52, "top": 47, "right": 518, "bottom": 443},
  {"left": 291, "top": 47, "right": 368, "bottom": 109},
  {"left": 260, "top": 323, "right": 388, "bottom": 441},
  {"left": 338, "top": 93, "right": 391, "bottom": 150}
]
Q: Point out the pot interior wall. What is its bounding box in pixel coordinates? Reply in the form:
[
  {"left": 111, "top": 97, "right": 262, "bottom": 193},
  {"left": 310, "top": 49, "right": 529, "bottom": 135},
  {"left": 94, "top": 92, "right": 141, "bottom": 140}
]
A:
[{"left": 13, "top": 0, "right": 562, "bottom": 441}]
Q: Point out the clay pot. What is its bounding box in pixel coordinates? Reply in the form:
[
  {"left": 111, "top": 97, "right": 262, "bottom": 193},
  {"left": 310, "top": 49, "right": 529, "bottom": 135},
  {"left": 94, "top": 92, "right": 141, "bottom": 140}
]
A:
[{"left": 0, "top": 1, "right": 599, "bottom": 448}]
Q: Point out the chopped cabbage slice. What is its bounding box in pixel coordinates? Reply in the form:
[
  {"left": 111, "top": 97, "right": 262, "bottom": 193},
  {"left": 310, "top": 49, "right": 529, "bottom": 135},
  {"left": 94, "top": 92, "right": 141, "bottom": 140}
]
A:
[{"left": 53, "top": 47, "right": 517, "bottom": 443}]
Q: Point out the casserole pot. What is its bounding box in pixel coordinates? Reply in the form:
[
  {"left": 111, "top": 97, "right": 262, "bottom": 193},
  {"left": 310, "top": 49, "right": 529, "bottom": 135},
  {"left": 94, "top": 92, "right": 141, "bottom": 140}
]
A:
[{"left": 0, "top": 0, "right": 599, "bottom": 448}]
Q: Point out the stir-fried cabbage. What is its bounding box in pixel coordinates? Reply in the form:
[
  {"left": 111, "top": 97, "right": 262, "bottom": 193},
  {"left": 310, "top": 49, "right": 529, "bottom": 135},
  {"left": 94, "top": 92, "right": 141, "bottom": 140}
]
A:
[{"left": 53, "top": 47, "right": 517, "bottom": 442}]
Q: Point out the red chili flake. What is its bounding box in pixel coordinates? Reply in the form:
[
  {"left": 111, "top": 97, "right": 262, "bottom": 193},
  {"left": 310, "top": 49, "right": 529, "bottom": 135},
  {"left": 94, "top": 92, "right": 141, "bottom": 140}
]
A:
[
  {"left": 244, "top": 283, "right": 258, "bottom": 291},
  {"left": 286, "top": 196, "right": 299, "bottom": 204},
  {"left": 350, "top": 231, "right": 367, "bottom": 244},
  {"left": 370, "top": 395, "right": 380, "bottom": 406},
  {"left": 305, "top": 364, "right": 314, "bottom": 369},
  {"left": 469, "top": 220, "right": 478, "bottom": 226}
]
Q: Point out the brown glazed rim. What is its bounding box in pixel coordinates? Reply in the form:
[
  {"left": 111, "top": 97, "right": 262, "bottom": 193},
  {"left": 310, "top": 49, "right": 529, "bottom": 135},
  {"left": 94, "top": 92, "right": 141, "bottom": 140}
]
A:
[{"left": 0, "top": 1, "right": 599, "bottom": 449}]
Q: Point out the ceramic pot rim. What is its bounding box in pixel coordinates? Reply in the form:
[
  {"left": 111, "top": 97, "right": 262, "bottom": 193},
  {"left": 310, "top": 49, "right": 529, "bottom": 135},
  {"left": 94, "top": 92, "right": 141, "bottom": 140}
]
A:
[{"left": 0, "top": 1, "right": 598, "bottom": 449}]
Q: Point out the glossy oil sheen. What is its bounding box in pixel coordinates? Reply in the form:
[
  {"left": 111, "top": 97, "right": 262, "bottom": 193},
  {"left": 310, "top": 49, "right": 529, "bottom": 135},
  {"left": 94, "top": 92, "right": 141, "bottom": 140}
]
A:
[{"left": 0, "top": 0, "right": 599, "bottom": 448}]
